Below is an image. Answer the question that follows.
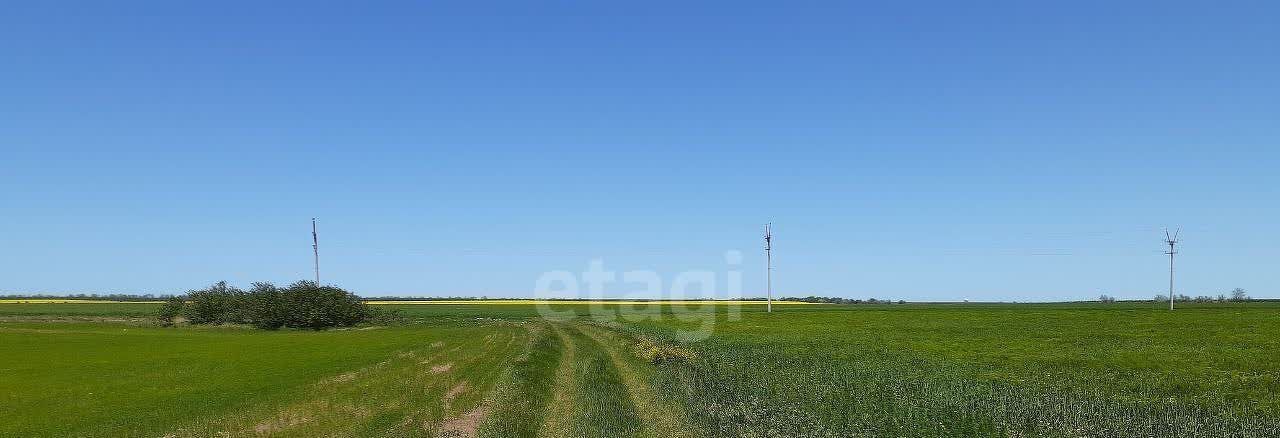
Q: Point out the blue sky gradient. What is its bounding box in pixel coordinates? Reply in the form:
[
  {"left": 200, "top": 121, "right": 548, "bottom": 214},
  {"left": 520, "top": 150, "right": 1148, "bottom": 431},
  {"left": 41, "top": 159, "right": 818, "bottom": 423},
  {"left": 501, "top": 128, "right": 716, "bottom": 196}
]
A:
[{"left": 2, "top": 1, "right": 1277, "bottom": 300}]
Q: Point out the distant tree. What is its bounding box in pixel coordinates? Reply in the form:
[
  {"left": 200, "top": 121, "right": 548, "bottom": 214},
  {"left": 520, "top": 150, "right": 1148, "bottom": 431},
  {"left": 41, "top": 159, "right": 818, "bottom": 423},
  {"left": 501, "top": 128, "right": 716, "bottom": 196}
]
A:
[
  {"left": 1098, "top": 294, "right": 1116, "bottom": 303},
  {"left": 897, "top": 300, "right": 906, "bottom": 304},
  {"left": 1217, "top": 294, "right": 1228, "bottom": 302},
  {"left": 1230, "top": 288, "right": 1249, "bottom": 302}
]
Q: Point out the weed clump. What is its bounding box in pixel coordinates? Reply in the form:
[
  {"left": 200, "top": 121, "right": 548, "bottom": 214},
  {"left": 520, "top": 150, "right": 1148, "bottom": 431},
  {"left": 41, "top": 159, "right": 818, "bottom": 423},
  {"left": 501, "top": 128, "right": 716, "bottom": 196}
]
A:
[{"left": 634, "top": 337, "right": 697, "bottom": 364}]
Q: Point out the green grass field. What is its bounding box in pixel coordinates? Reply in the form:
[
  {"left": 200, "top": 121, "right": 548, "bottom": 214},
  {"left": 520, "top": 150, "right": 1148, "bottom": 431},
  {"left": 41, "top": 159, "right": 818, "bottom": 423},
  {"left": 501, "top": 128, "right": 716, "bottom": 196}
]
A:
[{"left": 1, "top": 301, "right": 1277, "bottom": 437}]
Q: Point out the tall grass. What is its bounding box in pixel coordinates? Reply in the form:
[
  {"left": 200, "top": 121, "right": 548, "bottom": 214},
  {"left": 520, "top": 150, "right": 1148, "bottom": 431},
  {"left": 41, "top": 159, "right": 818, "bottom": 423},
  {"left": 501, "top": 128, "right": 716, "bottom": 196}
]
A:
[{"left": 621, "top": 303, "right": 1280, "bottom": 437}]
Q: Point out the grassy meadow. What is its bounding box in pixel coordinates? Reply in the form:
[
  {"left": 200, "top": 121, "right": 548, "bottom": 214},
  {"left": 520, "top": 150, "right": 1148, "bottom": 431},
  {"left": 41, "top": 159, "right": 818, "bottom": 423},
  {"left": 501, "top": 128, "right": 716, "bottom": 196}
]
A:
[{"left": 1, "top": 301, "right": 1277, "bottom": 437}]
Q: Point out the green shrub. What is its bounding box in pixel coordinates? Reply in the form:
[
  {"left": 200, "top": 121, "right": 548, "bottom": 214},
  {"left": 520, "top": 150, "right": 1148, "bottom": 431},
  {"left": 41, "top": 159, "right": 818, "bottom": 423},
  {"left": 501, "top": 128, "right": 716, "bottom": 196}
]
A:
[
  {"left": 279, "top": 281, "right": 369, "bottom": 330},
  {"left": 157, "top": 280, "right": 371, "bottom": 330},
  {"left": 156, "top": 296, "right": 185, "bottom": 326},
  {"left": 244, "top": 282, "right": 286, "bottom": 330},
  {"left": 181, "top": 281, "right": 246, "bottom": 325}
]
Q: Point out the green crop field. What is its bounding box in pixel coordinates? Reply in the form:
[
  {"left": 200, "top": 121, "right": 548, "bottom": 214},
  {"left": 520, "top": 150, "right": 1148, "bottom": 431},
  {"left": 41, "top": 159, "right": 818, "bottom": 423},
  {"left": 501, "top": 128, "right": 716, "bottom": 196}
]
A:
[{"left": 2, "top": 301, "right": 1278, "bottom": 437}]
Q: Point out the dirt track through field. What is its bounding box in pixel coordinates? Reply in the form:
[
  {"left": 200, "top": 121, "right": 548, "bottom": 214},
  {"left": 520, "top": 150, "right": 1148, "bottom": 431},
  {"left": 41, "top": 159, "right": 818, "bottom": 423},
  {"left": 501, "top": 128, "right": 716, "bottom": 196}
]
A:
[
  {"left": 533, "top": 323, "right": 575, "bottom": 437},
  {"left": 526, "top": 322, "right": 690, "bottom": 438},
  {"left": 147, "top": 321, "right": 685, "bottom": 438},
  {"left": 577, "top": 324, "right": 691, "bottom": 438}
]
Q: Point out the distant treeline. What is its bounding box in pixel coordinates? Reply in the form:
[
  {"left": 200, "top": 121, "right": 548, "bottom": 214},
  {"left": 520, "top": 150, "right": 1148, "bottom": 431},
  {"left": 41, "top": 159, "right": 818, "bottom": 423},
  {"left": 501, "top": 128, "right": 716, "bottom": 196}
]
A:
[
  {"left": 1148, "top": 288, "right": 1254, "bottom": 303},
  {"left": 0, "top": 293, "right": 175, "bottom": 301},
  {"left": 362, "top": 296, "right": 774, "bottom": 301},
  {"left": 4, "top": 292, "right": 1268, "bottom": 304},
  {"left": 2, "top": 294, "right": 773, "bottom": 302},
  {"left": 364, "top": 296, "right": 495, "bottom": 301},
  {"left": 781, "top": 296, "right": 906, "bottom": 304}
]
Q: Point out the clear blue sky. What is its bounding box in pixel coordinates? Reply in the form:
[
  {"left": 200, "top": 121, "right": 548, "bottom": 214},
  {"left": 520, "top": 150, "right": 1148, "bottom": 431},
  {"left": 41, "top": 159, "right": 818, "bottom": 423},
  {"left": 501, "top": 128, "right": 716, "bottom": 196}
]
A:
[{"left": 2, "top": 1, "right": 1276, "bottom": 301}]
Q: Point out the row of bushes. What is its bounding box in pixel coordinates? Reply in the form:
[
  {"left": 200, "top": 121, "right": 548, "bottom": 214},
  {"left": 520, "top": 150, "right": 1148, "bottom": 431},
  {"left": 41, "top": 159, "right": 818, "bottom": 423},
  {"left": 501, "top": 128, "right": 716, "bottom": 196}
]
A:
[{"left": 158, "top": 281, "right": 379, "bottom": 330}]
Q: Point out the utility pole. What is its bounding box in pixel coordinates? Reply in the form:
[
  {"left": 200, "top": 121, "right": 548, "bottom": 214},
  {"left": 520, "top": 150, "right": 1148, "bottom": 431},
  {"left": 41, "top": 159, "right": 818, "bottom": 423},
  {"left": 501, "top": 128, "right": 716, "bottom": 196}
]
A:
[
  {"left": 764, "top": 223, "right": 772, "bottom": 313},
  {"left": 312, "top": 218, "right": 320, "bottom": 285},
  {"left": 1164, "top": 228, "right": 1179, "bottom": 311}
]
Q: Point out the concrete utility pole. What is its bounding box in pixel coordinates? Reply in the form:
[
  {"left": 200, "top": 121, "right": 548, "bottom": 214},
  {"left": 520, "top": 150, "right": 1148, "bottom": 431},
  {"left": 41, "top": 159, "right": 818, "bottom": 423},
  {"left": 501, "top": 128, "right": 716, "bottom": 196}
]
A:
[
  {"left": 312, "top": 218, "right": 320, "bottom": 285},
  {"left": 764, "top": 223, "right": 773, "bottom": 313},
  {"left": 1164, "top": 228, "right": 1179, "bottom": 311}
]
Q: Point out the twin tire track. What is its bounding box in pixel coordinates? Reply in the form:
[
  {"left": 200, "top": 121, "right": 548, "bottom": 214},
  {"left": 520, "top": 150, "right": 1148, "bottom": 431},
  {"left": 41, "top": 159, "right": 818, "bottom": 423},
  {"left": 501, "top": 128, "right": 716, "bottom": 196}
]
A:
[{"left": 528, "top": 321, "right": 691, "bottom": 438}]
